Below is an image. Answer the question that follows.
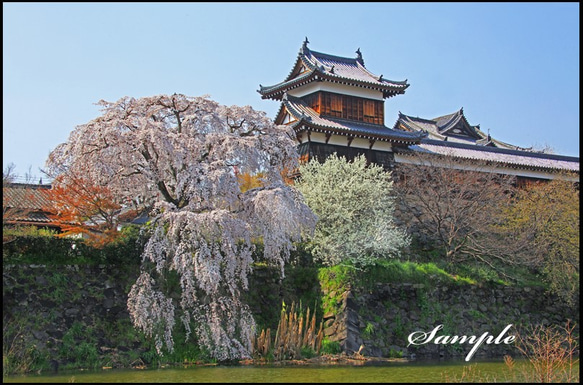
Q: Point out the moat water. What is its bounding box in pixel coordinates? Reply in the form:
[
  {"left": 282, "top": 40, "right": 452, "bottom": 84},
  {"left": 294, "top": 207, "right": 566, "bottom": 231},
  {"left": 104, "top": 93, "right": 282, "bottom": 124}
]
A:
[{"left": 4, "top": 358, "right": 557, "bottom": 383}]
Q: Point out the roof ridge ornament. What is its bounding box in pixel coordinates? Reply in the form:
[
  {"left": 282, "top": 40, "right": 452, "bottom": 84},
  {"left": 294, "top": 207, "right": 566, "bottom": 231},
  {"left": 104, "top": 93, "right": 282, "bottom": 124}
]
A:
[
  {"left": 301, "top": 37, "right": 310, "bottom": 54},
  {"left": 356, "top": 48, "right": 364, "bottom": 66}
]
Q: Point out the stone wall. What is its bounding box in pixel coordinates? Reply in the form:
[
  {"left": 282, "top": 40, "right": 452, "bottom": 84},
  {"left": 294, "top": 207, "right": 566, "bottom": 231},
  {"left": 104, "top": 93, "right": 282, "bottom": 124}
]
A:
[
  {"left": 322, "top": 282, "right": 579, "bottom": 360},
  {"left": 3, "top": 264, "right": 142, "bottom": 368},
  {"left": 3, "top": 263, "right": 578, "bottom": 366}
]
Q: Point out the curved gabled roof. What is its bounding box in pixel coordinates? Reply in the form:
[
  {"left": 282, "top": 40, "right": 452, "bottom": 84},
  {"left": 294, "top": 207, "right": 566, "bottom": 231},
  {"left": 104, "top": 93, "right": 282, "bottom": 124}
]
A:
[
  {"left": 394, "top": 109, "right": 482, "bottom": 140},
  {"left": 433, "top": 108, "right": 481, "bottom": 138},
  {"left": 258, "top": 39, "right": 409, "bottom": 100},
  {"left": 278, "top": 95, "right": 425, "bottom": 144},
  {"left": 393, "top": 109, "right": 534, "bottom": 151}
]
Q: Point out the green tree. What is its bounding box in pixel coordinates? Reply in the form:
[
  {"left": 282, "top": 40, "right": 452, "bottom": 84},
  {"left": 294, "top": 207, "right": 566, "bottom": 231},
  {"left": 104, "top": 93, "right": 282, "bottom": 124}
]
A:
[
  {"left": 497, "top": 177, "right": 579, "bottom": 303},
  {"left": 296, "top": 153, "right": 409, "bottom": 267}
]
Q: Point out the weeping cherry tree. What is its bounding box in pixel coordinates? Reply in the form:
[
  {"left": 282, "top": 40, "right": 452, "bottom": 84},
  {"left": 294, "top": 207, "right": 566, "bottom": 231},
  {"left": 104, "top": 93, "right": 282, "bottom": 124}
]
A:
[{"left": 45, "top": 94, "right": 316, "bottom": 361}]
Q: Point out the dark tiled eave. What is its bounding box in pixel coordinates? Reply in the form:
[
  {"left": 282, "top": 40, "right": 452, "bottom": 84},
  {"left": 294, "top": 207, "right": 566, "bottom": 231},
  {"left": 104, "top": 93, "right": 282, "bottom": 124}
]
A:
[
  {"left": 293, "top": 121, "right": 423, "bottom": 145},
  {"left": 259, "top": 45, "right": 409, "bottom": 100},
  {"left": 282, "top": 97, "right": 424, "bottom": 144},
  {"left": 304, "top": 48, "right": 409, "bottom": 90},
  {"left": 259, "top": 71, "right": 318, "bottom": 100},
  {"left": 259, "top": 71, "right": 408, "bottom": 100},
  {"left": 417, "top": 139, "right": 580, "bottom": 162},
  {"left": 395, "top": 138, "right": 580, "bottom": 173}
]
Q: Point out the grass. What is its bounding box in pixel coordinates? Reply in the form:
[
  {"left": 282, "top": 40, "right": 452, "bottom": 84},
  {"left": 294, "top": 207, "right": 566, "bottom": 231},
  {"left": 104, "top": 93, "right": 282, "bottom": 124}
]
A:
[
  {"left": 343, "top": 259, "right": 476, "bottom": 291},
  {"left": 320, "top": 339, "right": 341, "bottom": 355},
  {"left": 317, "top": 265, "right": 352, "bottom": 315}
]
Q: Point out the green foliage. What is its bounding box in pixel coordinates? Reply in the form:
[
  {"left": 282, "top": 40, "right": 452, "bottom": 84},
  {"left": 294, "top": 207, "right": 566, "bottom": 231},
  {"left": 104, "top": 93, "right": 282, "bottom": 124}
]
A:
[
  {"left": 154, "top": 322, "right": 211, "bottom": 365},
  {"left": 496, "top": 178, "right": 579, "bottom": 304},
  {"left": 59, "top": 322, "right": 101, "bottom": 369},
  {"left": 300, "top": 346, "right": 317, "bottom": 359},
  {"left": 296, "top": 153, "right": 410, "bottom": 267},
  {"left": 388, "top": 348, "right": 404, "bottom": 358},
  {"left": 3, "top": 225, "right": 59, "bottom": 238},
  {"left": 467, "top": 309, "right": 487, "bottom": 320},
  {"left": 318, "top": 265, "right": 352, "bottom": 315},
  {"left": 393, "top": 313, "right": 406, "bottom": 340},
  {"left": 44, "top": 271, "right": 69, "bottom": 302},
  {"left": 362, "top": 322, "right": 375, "bottom": 339},
  {"left": 320, "top": 338, "right": 342, "bottom": 355},
  {"left": 352, "top": 259, "right": 474, "bottom": 291},
  {"left": 3, "top": 317, "right": 47, "bottom": 375},
  {"left": 3, "top": 224, "right": 144, "bottom": 265}
]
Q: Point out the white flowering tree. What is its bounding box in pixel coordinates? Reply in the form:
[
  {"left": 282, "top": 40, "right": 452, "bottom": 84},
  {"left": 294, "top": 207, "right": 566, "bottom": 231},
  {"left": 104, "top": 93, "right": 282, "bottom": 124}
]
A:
[
  {"left": 45, "top": 94, "right": 316, "bottom": 360},
  {"left": 295, "top": 153, "right": 409, "bottom": 267}
]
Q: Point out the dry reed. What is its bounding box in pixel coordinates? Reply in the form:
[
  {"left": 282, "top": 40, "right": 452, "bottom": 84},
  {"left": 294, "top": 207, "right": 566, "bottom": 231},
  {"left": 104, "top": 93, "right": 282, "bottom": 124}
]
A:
[{"left": 252, "top": 301, "right": 324, "bottom": 360}]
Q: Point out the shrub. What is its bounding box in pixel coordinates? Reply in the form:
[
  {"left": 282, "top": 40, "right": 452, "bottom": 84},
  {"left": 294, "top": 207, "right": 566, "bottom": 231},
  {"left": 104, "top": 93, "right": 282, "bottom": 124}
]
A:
[
  {"left": 320, "top": 339, "right": 342, "bottom": 355},
  {"left": 3, "top": 224, "right": 144, "bottom": 265}
]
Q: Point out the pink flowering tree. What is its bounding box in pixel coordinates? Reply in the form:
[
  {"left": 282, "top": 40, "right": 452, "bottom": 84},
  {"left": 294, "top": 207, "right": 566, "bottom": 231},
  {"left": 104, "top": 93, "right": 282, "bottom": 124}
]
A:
[{"left": 45, "top": 94, "right": 316, "bottom": 360}]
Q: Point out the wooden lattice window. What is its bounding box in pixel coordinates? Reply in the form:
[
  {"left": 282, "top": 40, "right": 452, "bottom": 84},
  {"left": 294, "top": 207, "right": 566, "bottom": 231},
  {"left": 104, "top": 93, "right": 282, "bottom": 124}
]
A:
[
  {"left": 302, "top": 91, "right": 384, "bottom": 125},
  {"left": 305, "top": 93, "right": 321, "bottom": 114},
  {"left": 364, "top": 100, "right": 375, "bottom": 117},
  {"left": 330, "top": 94, "right": 343, "bottom": 113}
]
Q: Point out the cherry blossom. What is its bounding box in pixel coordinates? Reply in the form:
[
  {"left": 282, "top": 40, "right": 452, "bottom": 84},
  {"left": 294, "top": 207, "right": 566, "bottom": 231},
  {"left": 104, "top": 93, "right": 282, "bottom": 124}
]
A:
[{"left": 46, "top": 94, "right": 316, "bottom": 359}]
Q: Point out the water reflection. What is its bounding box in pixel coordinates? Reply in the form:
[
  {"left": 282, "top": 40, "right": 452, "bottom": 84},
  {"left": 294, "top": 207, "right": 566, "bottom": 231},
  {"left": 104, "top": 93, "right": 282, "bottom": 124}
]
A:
[{"left": 2, "top": 358, "right": 537, "bottom": 383}]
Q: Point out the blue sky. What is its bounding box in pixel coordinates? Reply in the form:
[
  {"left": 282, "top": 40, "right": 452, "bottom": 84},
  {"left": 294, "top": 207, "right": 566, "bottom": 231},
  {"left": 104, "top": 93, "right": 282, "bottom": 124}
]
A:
[{"left": 3, "top": 2, "right": 579, "bottom": 181}]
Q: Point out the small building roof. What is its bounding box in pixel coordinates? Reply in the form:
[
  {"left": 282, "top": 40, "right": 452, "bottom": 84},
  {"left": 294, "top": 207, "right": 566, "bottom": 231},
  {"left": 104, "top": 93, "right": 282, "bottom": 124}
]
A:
[
  {"left": 393, "top": 109, "right": 532, "bottom": 150},
  {"left": 278, "top": 95, "right": 425, "bottom": 144},
  {"left": 3, "top": 182, "right": 149, "bottom": 229},
  {"left": 258, "top": 38, "right": 409, "bottom": 100},
  {"left": 3, "top": 183, "right": 55, "bottom": 226},
  {"left": 3, "top": 183, "right": 52, "bottom": 210},
  {"left": 395, "top": 138, "right": 580, "bottom": 174}
]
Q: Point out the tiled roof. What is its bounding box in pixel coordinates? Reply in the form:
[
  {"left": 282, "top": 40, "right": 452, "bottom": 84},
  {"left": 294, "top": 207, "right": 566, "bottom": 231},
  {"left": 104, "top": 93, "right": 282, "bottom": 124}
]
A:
[
  {"left": 393, "top": 110, "right": 527, "bottom": 151},
  {"left": 3, "top": 183, "right": 52, "bottom": 210},
  {"left": 259, "top": 40, "right": 409, "bottom": 100},
  {"left": 281, "top": 96, "right": 425, "bottom": 144},
  {"left": 3, "top": 183, "right": 54, "bottom": 224},
  {"left": 4, "top": 183, "right": 148, "bottom": 228},
  {"left": 396, "top": 139, "right": 580, "bottom": 173}
]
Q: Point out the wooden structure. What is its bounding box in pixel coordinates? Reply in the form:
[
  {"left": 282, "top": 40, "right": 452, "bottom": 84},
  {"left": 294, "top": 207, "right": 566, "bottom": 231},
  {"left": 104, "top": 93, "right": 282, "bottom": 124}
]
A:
[
  {"left": 258, "top": 39, "right": 579, "bottom": 182},
  {"left": 259, "top": 38, "right": 425, "bottom": 168},
  {"left": 2, "top": 182, "right": 60, "bottom": 230}
]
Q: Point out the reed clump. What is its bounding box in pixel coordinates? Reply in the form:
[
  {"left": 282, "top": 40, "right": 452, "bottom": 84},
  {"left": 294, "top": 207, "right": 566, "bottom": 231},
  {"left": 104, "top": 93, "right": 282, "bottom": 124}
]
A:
[
  {"left": 252, "top": 301, "right": 323, "bottom": 361},
  {"left": 443, "top": 321, "right": 579, "bottom": 383},
  {"left": 513, "top": 320, "right": 579, "bottom": 383}
]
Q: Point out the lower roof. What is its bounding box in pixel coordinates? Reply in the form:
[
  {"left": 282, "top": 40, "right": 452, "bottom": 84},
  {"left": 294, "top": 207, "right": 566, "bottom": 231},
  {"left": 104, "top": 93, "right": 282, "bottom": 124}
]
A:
[
  {"left": 396, "top": 138, "right": 579, "bottom": 174},
  {"left": 281, "top": 95, "right": 425, "bottom": 144}
]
